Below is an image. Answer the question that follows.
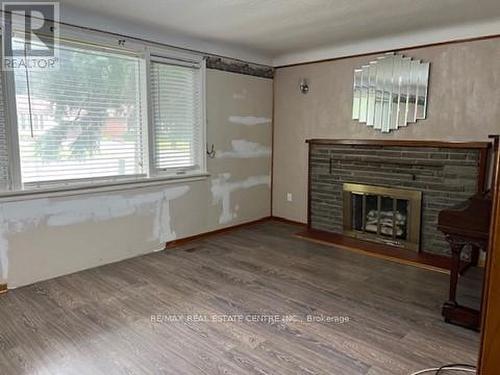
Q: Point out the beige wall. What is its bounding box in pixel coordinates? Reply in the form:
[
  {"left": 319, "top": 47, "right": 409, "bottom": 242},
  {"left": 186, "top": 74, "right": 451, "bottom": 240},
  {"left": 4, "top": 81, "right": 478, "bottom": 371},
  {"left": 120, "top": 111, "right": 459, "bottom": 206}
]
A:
[
  {"left": 272, "top": 37, "right": 500, "bottom": 223},
  {"left": 0, "top": 69, "right": 272, "bottom": 288},
  {"left": 4, "top": 37, "right": 500, "bottom": 287}
]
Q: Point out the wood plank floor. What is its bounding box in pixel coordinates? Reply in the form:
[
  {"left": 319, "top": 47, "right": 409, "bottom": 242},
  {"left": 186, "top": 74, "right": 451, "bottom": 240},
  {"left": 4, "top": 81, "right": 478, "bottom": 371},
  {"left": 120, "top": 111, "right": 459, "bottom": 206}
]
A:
[{"left": 0, "top": 221, "right": 480, "bottom": 374}]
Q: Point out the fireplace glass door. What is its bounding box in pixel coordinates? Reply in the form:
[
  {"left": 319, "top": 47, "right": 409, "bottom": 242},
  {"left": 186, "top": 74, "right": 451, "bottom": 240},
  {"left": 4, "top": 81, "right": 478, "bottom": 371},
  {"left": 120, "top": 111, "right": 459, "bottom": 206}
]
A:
[
  {"left": 344, "top": 183, "right": 422, "bottom": 251},
  {"left": 351, "top": 193, "right": 408, "bottom": 241}
]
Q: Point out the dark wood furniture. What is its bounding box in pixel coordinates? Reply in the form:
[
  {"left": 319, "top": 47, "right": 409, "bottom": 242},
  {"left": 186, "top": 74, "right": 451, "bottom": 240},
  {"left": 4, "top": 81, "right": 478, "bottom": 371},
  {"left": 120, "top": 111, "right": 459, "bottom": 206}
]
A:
[
  {"left": 437, "top": 136, "right": 499, "bottom": 333},
  {"left": 479, "top": 135, "right": 500, "bottom": 374},
  {"left": 438, "top": 192, "right": 492, "bottom": 330}
]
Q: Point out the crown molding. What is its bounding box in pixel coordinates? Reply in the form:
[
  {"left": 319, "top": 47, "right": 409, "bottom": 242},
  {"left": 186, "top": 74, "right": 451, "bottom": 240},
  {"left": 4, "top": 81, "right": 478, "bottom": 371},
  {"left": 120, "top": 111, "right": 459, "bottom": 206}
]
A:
[{"left": 273, "top": 18, "right": 500, "bottom": 67}]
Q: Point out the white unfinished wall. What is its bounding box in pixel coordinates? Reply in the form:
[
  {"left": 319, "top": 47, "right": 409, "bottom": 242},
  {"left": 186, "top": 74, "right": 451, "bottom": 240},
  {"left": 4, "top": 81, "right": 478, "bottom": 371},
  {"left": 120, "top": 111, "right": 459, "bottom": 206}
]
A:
[{"left": 0, "top": 69, "right": 272, "bottom": 288}]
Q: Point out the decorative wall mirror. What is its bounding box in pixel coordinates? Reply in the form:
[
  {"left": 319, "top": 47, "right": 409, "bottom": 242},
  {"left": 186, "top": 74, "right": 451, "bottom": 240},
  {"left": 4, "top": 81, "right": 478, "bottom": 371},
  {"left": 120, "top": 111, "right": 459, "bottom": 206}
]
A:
[{"left": 352, "top": 52, "right": 430, "bottom": 133}]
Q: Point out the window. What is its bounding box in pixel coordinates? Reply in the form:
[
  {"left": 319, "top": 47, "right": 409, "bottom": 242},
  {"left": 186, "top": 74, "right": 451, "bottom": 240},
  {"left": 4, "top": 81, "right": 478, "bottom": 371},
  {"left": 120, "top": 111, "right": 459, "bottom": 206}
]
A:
[
  {"left": 0, "top": 63, "right": 11, "bottom": 191},
  {"left": 0, "top": 32, "right": 206, "bottom": 193},
  {"left": 13, "top": 40, "right": 146, "bottom": 187},
  {"left": 150, "top": 59, "right": 203, "bottom": 174}
]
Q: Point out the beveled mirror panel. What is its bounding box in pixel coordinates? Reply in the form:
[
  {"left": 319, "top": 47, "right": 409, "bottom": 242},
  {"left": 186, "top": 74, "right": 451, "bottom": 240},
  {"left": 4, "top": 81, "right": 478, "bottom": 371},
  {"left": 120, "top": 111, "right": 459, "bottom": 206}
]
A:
[{"left": 352, "top": 53, "right": 429, "bottom": 133}]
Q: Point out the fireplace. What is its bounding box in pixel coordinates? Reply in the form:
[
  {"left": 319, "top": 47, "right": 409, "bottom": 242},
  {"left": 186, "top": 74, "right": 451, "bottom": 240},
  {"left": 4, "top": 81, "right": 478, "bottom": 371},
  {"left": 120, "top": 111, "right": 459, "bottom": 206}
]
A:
[
  {"left": 306, "top": 139, "right": 489, "bottom": 258},
  {"left": 342, "top": 183, "right": 422, "bottom": 251}
]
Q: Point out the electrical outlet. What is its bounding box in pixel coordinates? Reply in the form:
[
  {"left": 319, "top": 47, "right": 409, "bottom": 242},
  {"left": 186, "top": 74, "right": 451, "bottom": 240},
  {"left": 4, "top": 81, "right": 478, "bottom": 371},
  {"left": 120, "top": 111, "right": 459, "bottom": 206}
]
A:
[{"left": 286, "top": 193, "right": 293, "bottom": 202}]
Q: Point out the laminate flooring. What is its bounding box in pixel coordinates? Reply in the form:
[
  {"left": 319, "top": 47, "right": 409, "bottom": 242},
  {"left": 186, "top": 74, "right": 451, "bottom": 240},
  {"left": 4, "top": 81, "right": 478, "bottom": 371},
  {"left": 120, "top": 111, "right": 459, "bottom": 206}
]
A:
[{"left": 0, "top": 221, "right": 480, "bottom": 374}]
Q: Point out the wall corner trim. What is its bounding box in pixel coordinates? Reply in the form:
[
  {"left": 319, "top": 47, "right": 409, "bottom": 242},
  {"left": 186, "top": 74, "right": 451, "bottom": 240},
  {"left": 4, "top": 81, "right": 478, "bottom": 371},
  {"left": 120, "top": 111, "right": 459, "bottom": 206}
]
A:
[
  {"left": 165, "top": 217, "right": 272, "bottom": 249},
  {"left": 164, "top": 217, "right": 306, "bottom": 250}
]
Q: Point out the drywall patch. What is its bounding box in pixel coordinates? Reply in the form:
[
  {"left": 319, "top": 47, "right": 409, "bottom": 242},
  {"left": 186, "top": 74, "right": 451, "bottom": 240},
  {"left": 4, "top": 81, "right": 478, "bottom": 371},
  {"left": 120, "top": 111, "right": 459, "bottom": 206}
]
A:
[
  {"left": 228, "top": 116, "right": 271, "bottom": 126},
  {"left": 211, "top": 173, "right": 270, "bottom": 224},
  {"left": 217, "top": 140, "right": 271, "bottom": 159},
  {"left": 0, "top": 185, "right": 189, "bottom": 283},
  {"left": 151, "top": 186, "right": 190, "bottom": 243}
]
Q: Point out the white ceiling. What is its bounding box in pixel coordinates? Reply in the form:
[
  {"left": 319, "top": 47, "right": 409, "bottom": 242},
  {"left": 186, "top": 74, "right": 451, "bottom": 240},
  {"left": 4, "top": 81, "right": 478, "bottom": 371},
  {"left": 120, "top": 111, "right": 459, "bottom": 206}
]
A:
[{"left": 59, "top": 0, "right": 500, "bottom": 66}]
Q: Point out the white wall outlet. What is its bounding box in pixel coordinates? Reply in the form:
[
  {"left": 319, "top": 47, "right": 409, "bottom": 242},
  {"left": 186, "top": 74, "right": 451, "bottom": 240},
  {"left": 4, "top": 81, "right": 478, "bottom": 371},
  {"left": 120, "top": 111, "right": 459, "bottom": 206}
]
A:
[{"left": 286, "top": 193, "right": 293, "bottom": 202}]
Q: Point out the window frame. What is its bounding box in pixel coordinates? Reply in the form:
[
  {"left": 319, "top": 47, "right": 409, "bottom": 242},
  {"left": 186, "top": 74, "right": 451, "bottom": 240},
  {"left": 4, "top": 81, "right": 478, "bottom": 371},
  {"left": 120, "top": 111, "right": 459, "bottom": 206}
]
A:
[
  {"left": 148, "top": 52, "right": 207, "bottom": 178},
  {"left": 0, "top": 27, "right": 207, "bottom": 194}
]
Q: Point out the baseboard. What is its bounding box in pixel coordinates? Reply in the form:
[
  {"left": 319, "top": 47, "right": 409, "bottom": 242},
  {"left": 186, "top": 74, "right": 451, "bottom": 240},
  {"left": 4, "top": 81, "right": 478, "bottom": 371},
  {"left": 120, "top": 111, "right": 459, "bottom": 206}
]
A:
[
  {"left": 165, "top": 216, "right": 310, "bottom": 249},
  {"left": 270, "top": 216, "right": 307, "bottom": 227},
  {"left": 165, "top": 217, "right": 272, "bottom": 249},
  {"left": 0, "top": 283, "right": 7, "bottom": 294}
]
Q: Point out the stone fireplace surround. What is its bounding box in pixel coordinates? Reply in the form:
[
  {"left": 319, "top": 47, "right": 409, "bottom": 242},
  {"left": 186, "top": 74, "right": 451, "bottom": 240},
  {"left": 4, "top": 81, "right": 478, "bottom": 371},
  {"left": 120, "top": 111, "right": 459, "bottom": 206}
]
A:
[{"left": 307, "top": 139, "right": 491, "bottom": 257}]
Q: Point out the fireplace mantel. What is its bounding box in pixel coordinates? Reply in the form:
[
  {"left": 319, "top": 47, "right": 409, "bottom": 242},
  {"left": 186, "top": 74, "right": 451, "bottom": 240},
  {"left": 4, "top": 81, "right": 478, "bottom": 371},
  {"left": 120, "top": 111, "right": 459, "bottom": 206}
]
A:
[
  {"left": 306, "top": 138, "right": 492, "bottom": 150},
  {"left": 306, "top": 138, "right": 492, "bottom": 197}
]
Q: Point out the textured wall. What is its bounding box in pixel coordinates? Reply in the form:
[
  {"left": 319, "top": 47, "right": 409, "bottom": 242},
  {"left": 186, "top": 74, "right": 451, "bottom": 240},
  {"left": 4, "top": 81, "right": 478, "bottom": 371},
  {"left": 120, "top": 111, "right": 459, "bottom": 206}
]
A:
[
  {"left": 0, "top": 69, "right": 272, "bottom": 288},
  {"left": 273, "top": 37, "right": 500, "bottom": 223},
  {"left": 309, "top": 143, "right": 481, "bottom": 255}
]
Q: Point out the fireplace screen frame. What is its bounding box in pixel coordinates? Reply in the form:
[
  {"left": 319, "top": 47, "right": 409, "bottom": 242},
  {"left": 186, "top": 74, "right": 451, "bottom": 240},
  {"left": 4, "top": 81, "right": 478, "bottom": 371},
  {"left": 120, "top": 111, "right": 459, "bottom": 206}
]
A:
[{"left": 342, "top": 183, "right": 422, "bottom": 251}]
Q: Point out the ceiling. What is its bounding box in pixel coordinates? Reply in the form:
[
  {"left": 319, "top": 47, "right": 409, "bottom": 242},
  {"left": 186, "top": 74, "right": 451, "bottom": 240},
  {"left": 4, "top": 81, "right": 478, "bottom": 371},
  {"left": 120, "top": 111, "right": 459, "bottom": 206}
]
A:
[{"left": 59, "top": 0, "right": 500, "bottom": 66}]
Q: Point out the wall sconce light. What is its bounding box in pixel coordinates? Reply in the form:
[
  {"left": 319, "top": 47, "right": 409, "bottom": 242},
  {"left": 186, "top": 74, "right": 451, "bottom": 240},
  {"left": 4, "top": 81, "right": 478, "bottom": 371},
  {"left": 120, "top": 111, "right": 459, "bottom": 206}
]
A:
[{"left": 299, "top": 79, "right": 310, "bottom": 94}]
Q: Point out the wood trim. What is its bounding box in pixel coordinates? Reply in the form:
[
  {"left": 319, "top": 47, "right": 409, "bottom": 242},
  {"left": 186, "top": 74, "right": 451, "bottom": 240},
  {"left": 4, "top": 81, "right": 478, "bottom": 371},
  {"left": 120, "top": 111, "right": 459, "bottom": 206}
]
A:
[
  {"left": 478, "top": 147, "right": 490, "bottom": 193},
  {"left": 295, "top": 228, "right": 456, "bottom": 274},
  {"left": 166, "top": 217, "right": 309, "bottom": 249},
  {"left": 165, "top": 217, "right": 272, "bottom": 248},
  {"left": 270, "top": 76, "right": 275, "bottom": 216},
  {"left": 275, "top": 33, "right": 500, "bottom": 69},
  {"left": 270, "top": 216, "right": 307, "bottom": 227},
  {"left": 307, "top": 143, "right": 312, "bottom": 229},
  {"left": 306, "top": 138, "right": 492, "bottom": 149},
  {"left": 478, "top": 135, "right": 500, "bottom": 374},
  {"left": 166, "top": 216, "right": 310, "bottom": 249},
  {"left": 0, "top": 283, "right": 7, "bottom": 294}
]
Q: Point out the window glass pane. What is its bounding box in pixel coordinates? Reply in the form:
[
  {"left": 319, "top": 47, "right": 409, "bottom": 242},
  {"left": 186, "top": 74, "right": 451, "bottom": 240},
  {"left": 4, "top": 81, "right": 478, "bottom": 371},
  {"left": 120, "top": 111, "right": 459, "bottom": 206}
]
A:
[
  {"left": 0, "top": 57, "right": 11, "bottom": 190},
  {"left": 150, "top": 62, "right": 201, "bottom": 171},
  {"left": 13, "top": 39, "right": 145, "bottom": 185}
]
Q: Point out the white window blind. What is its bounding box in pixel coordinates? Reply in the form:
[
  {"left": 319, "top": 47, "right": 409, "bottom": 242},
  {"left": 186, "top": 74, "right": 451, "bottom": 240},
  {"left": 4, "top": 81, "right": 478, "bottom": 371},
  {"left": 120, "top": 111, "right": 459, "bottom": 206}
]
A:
[
  {"left": 0, "top": 68, "right": 11, "bottom": 190},
  {"left": 150, "top": 60, "right": 203, "bottom": 173},
  {"left": 13, "top": 39, "right": 145, "bottom": 186}
]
